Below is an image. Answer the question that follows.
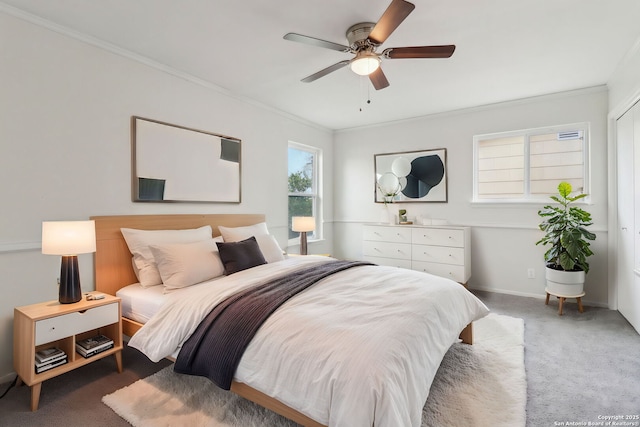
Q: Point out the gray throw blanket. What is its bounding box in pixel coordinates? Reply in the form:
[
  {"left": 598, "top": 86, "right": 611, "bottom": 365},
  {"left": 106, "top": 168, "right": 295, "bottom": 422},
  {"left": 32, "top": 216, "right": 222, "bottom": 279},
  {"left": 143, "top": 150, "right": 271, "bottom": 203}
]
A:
[{"left": 174, "top": 260, "right": 373, "bottom": 389}]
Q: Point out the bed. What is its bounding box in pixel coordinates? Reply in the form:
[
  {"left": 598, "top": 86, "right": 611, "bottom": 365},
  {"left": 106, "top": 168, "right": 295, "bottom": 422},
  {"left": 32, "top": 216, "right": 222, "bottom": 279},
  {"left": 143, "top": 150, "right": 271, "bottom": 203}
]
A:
[{"left": 92, "top": 214, "right": 488, "bottom": 427}]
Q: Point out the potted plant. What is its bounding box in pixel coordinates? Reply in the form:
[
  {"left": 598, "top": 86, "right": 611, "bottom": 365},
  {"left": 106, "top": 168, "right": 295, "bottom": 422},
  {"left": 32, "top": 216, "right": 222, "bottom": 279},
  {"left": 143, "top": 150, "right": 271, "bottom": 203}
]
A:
[{"left": 536, "top": 182, "right": 596, "bottom": 295}]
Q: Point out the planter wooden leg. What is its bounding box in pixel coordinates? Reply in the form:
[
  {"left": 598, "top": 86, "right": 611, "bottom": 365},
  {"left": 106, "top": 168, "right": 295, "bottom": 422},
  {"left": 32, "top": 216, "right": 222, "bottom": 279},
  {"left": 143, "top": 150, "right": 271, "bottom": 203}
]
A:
[
  {"left": 577, "top": 297, "right": 584, "bottom": 313},
  {"left": 558, "top": 297, "right": 565, "bottom": 316},
  {"left": 545, "top": 292, "right": 550, "bottom": 305}
]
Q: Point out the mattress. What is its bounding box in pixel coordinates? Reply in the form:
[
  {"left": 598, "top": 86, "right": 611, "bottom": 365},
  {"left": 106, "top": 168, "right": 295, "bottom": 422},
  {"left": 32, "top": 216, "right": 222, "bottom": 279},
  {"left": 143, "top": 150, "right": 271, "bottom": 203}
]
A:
[
  {"left": 116, "top": 283, "right": 167, "bottom": 325},
  {"left": 128, "top": 256, "right": 489, "bottom": 426}
]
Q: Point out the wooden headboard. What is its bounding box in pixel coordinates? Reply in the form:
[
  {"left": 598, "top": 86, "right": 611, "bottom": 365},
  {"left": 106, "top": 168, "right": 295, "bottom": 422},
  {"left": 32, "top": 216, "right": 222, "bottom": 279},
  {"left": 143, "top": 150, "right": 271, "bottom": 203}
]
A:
[{"left": 91, "top": 214, "right": 265, "bottom": 296}]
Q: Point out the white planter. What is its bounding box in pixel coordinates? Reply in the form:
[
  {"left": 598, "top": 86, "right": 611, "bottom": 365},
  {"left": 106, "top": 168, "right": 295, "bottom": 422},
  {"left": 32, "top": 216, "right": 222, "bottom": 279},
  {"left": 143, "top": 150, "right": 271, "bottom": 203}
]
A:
[{"left": 545, "top": 267, "right": 585, "bottom": 295}]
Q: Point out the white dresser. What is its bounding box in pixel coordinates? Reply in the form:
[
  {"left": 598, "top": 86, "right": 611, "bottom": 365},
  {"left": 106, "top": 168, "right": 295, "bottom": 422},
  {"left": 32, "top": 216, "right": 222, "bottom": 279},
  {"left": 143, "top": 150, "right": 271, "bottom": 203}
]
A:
[{"left": 363, "top": 224, "right": 471, "bottom": 284}]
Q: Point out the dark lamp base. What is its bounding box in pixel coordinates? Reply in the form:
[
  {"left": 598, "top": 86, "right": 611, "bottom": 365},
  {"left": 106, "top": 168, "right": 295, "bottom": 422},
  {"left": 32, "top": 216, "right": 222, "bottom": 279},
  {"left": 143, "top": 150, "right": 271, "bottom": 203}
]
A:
[
  {"left": 299, "top": 232, "right": 308, "bottom": 255},
  {"left": 59, "top": 255, "right": 82, "bottom": 304}
]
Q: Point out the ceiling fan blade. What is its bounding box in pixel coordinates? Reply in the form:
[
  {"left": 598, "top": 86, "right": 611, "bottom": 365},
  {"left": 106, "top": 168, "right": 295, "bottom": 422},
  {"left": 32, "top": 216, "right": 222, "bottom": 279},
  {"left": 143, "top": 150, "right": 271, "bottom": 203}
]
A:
[
  {"left": 384, "top": 45, "right": 456, "bottom": 59},
  {"left": 369, "top": 67, "right": 390, "bottom": 90},
  {"left": 284, "top": 33, "right": 351, "bottom": 53},
  {"left": 301, "top": 60, "right": 350, "bottom": 83},
  {"left": 368, "top": 0, "right": 415, "bottom": 45}
]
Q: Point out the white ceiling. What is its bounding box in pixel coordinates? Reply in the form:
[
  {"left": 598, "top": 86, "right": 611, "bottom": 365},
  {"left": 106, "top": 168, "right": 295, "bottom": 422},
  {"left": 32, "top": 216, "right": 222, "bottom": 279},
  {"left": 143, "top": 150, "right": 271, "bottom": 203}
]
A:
[{"left": 3, "top": 0, "right": 640, "bottom": 130}]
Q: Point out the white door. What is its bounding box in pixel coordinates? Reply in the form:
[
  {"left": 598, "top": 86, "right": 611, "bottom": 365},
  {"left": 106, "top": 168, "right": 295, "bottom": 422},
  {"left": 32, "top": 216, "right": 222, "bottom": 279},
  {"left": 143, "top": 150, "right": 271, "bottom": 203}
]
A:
[
  {"left": 634, "top": 101, "right": 640, "bottom": 333},
  {"left": 617, "top": 101, "right": 640, "bottom": 333}
]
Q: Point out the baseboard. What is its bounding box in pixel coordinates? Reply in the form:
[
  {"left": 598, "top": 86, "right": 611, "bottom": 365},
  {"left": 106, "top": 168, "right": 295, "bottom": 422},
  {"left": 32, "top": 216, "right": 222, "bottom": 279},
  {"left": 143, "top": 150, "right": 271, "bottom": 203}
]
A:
[{"left": 470, "top": 286, "right": 610, "bottom": 308}]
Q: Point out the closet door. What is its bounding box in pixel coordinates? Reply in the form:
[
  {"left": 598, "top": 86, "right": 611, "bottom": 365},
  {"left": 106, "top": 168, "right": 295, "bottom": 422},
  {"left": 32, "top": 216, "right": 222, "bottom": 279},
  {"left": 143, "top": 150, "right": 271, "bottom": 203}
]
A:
[
  {"left": 617, "top": 101, "right": 640, "bottom": 333},
  {"left": 634, "top": 102, "right": 640, "bottom": 325}
]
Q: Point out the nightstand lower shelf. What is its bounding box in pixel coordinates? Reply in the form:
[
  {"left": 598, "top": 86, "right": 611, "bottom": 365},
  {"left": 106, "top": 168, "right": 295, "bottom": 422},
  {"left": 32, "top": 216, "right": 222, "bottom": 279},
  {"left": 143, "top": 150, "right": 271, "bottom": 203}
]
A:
[{"left": 13, "top": 294, "right": 123, "bottom": 410}]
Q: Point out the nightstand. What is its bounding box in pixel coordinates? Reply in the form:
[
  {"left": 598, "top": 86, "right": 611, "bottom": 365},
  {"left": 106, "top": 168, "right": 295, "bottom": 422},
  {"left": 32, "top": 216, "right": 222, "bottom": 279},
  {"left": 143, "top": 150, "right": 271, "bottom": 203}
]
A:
[{"left": 13, "top": 293, "right": 123, "bottom": 410}]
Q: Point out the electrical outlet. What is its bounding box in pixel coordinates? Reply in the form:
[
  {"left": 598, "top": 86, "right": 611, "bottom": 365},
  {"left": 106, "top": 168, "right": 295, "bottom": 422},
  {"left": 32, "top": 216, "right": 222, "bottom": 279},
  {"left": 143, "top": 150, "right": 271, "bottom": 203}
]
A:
[{"left": 527, "top": 268, "right": 535, "bottom": 279}]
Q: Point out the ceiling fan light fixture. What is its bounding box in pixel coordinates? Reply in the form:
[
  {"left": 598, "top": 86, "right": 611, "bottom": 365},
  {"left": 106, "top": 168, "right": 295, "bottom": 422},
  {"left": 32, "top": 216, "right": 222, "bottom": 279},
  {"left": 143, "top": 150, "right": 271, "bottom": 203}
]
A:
[{"left": 350, "top": 53, "right": 381, "bottom": 76}]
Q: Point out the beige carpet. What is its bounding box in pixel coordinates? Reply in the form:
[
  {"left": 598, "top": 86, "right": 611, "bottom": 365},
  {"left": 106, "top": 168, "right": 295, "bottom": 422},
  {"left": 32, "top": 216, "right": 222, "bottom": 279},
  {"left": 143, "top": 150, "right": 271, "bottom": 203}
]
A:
[{"left": 103, "top": 313, "right": 526, "bottom": 427}]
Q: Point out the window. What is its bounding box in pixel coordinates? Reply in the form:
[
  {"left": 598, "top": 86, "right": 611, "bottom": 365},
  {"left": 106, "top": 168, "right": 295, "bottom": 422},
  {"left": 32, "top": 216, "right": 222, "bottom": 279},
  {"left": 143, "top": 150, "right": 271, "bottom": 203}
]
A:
[
  {"left": 473, "top": 123, "right": 589, "bottom": 202},
  {"left": 288, "top": 142, "right": 321, "bottom": 241}
]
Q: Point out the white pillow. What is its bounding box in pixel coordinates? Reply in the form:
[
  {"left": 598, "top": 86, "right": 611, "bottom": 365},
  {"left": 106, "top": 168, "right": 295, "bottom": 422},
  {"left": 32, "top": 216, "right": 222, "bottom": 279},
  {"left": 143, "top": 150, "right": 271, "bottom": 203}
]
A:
[
  {"left": 218, "top": 222, "right": 285, "bottom": 263},
  {"left": 121, "top": 225, "right": 213, "bottom": 287},
  {"left": 149, "top": 238, "right": 224, "bottom": 291},
  {"left": 218, "top": 222, "right": 269, "bottom": 241},
  {"left": 254, "top": 234, "right": 286, "bottom": 263}
]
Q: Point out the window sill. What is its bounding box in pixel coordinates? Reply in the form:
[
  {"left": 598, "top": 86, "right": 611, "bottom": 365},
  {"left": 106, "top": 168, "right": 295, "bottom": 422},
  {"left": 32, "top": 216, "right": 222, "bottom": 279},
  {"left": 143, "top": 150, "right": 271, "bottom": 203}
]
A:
[{"left": 471, "top": 198, "right": 592, "bottom": 206}]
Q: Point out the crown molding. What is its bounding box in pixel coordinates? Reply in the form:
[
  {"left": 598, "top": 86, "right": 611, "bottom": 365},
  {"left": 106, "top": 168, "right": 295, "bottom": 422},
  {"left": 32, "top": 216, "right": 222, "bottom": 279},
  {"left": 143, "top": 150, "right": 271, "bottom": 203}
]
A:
[{"left": 0, "top": 2, "right": 331, "bottom": 134}]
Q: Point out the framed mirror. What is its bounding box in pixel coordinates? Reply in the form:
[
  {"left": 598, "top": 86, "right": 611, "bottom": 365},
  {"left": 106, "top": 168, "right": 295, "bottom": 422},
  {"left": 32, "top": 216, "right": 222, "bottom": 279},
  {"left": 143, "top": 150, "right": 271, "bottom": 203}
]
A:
[
  {"left": 374, "top": 148, "right": 447, "bottom": 203},
  {"left": 132, "top": 116, "right": 241, "bottom": 203}
]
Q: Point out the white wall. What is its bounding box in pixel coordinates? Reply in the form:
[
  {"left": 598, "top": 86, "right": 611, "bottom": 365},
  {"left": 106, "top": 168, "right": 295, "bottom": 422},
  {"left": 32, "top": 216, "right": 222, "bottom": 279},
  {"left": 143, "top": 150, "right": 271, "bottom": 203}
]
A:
[
  {"left": 333, "top": 87, "right": 609, "bottom": 307},
  {"left": 0, "top": 12, "right": 333, "bottom": 381},
  {"left": 606, "top": 37, "right": 640, "bottom": 314},
  {"left": 608, "top": 40, "right": 640, "bottom": 114}
]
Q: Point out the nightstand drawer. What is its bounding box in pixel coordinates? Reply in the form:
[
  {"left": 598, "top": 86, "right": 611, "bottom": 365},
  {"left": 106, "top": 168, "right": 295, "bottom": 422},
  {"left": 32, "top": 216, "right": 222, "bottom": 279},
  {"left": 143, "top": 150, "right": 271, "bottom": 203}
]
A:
[{"left": 35, "top": 303, "right": 118, "bottom": 346}]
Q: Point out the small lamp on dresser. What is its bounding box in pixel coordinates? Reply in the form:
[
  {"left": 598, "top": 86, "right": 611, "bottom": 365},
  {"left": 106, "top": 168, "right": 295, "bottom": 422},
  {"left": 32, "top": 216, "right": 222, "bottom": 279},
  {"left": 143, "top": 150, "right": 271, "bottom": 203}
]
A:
[
  {"left": 292, "top": 216, "right": 315, "bottom": 255},
  {"left": 42, "top": 220, "right": 96, "bottom": 304}
]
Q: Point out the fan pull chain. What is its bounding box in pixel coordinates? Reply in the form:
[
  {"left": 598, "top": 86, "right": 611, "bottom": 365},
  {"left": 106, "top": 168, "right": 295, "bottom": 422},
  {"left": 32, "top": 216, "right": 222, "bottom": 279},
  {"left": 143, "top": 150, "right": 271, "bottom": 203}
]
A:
[{"left": 359, "top": 76, "right": 372, "bottom": 112}]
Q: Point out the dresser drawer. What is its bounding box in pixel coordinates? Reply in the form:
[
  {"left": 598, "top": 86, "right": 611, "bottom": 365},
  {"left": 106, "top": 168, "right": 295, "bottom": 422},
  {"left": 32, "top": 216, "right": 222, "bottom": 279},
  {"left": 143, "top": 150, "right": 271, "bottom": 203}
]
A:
[
  {"left": 364, "top": 256, "right": 412, "bottom": 269},
  {"left": 411, "top": 228, "right": 464, "bottom": 247},
  {"left": 363, "top": 225, "right": 411, "bottom": 243},
  {"left": 35, "top": 303, "right": 119, "bottom": 346},
  {"left": 412, "top": 244, "right": 465, "bottom": 265},
  {"left": 363, "top": 241, "right": 411, "bottom": 260},
  {"left": 412, "top": 261, "right": 466, "bottom": 283}
]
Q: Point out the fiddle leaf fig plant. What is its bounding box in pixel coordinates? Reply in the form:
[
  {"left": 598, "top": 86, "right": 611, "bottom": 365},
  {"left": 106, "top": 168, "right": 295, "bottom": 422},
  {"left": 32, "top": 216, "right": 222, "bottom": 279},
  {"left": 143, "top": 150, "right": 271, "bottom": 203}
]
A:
[{"left": 536, "top": 182, "right": 596, "bottom": 273}]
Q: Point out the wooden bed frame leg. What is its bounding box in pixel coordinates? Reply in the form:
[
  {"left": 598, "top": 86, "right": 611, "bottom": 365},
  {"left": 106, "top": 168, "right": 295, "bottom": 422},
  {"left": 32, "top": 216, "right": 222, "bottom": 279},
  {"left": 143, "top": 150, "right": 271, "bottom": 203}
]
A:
[{"left": 459, "top": 323, "right": 473, "bottom": 345}]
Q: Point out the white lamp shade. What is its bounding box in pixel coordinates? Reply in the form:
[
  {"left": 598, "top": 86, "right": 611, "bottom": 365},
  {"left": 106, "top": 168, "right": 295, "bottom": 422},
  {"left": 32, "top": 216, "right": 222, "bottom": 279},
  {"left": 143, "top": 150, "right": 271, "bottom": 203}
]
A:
[
  {"left": 292, "top": 216, "right": 316, "bottom": 232},
  {"left": 42, "top": 220, "right": 96, "bottom": 255}
]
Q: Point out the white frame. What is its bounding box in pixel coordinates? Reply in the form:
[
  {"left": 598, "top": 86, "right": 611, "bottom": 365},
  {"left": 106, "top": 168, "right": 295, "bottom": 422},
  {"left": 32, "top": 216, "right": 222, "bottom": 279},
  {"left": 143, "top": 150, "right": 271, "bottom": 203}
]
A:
[
  {"left": 287, "top": 141, "right": 322, "bottom": 245},
  {"left": 472, "top": 122, "right": 591, "bottom": 203}
]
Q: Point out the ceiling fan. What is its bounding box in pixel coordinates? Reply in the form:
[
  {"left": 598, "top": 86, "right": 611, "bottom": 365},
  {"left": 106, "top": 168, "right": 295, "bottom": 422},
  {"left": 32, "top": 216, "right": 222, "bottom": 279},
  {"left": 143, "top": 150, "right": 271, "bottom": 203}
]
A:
[{"left": 283, "top": 0, "right": 455, "bottom": 90}]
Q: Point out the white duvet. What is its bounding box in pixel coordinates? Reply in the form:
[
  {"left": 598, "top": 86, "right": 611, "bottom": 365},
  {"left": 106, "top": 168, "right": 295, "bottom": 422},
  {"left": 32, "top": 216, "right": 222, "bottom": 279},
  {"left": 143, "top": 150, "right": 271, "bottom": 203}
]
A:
[{"left": 128, "top": 256, "right": 489, "bottom": 427}]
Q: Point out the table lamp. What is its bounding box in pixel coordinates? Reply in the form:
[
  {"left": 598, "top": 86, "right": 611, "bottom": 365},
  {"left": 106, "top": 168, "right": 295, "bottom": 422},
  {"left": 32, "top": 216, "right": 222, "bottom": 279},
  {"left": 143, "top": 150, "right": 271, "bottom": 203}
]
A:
[
  {"left": 42, "top": 220, "right": 96, "bottom": 304},
  {"left": 292, "top": 216, "right": 315, "bottom": 255}
]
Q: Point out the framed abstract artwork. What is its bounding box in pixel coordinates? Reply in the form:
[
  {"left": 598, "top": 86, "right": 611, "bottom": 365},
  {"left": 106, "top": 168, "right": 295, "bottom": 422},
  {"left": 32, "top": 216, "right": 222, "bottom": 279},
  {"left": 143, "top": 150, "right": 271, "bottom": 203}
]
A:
[
  {"left": 374, "top": 148, "right": 447, "bottom": 203},
  {"left": 132, "top": 116, "right": 241, "bottom": 203}
]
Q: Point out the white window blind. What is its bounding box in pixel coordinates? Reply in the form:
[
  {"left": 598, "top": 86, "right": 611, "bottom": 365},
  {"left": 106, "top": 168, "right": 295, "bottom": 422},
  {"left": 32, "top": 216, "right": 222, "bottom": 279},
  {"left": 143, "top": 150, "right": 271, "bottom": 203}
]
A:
[{"left": 474, "top": 124, "right": 588, "bottom": 202}]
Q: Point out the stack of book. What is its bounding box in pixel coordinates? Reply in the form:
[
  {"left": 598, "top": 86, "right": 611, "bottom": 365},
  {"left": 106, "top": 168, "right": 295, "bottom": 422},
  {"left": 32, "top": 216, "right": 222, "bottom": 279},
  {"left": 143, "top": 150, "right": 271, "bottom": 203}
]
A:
[
  {"left": 35, "top": 348, "right": 68, "bottom": 374},
  {"left": 76, "top": 334, "right": 114, "bottom": 358}
]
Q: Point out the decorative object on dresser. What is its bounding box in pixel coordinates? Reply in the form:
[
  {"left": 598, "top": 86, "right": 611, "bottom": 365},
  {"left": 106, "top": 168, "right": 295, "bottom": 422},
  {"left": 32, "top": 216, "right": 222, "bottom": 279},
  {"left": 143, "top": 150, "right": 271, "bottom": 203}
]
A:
[
  {"left": 291, "top": 216, "right": 315, "bottom": 255},
  {"left": 132, "top": 116, "right": 241, "bottom": 203},
  {"left": 363, "top": 223, "right": 471, "bottom": 284},
  {"left": 375, "top": 148, "right": 447, "bottom": 203},
  {"left": 536, "top": 182, "right": 595, "bottom": 312},
  {"left": 41, "top": 220, "right": 96, "bottom": 304},
  {"left": 13, "top": 294, "right": 123, "bottom": 410}
]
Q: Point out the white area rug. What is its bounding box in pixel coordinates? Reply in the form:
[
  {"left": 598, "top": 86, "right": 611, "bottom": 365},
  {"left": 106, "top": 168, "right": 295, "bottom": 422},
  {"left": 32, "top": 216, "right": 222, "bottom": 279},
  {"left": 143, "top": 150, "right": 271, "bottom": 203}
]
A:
[{"left": 103, "top": 313, "right": 526, "bottom": 427}]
